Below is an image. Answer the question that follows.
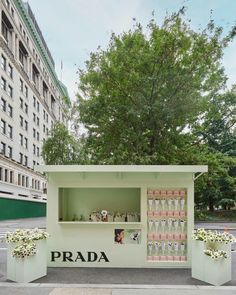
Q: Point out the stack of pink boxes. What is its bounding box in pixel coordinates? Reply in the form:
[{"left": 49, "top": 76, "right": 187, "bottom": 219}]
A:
[{"left": 147, "top": 189, "right": 187, "bottom": 262}]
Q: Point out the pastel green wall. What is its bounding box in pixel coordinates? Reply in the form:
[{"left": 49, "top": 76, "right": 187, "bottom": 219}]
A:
[
  {"left": 59, "top": 188, "right": 140, "bottom": 221},
  {"left": 0, "top": 197, "right": 46, "bottom": 220}
]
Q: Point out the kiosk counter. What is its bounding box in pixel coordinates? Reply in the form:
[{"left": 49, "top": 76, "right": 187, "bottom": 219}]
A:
[{"left": 35, "top": 165, "right": 208, "bottom": 268}]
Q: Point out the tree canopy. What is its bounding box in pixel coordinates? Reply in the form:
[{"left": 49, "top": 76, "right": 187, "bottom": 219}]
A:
[{"left": 43, "top": 8, "right": 236, "bottom": 210}]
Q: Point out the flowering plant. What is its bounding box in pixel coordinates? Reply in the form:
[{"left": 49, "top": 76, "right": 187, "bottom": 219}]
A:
[
  {"left": 12, "top": 242, "right": 37, "bottom": 258},
  {"left": 6, "top": 228, "right": 49, "bottom": 259},
  {"left": 204, "top": 249, "right": 228, "bottom": 260},
  {"left": 6, "top": 228, "right": 49, "bottom": 244},
  {"left": 192, "top": 228, "right": 235, "bottom": 244}
]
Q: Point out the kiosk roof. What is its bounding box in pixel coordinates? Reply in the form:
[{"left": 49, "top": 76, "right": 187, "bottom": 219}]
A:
[{"left": 35, "top": 165, "right": 208, "bottom": 173}]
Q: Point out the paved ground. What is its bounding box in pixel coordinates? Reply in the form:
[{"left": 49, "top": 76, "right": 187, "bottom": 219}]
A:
[{"left": 0, "top": 218, "right": 236, "bottom": 294}]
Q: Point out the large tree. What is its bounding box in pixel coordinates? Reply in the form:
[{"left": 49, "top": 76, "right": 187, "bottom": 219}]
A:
[{"left": 77, "top": 9, "right": 236, "bottom": 165}]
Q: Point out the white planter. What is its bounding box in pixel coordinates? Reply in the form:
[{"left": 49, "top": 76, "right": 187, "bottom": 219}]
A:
[
  {"left": 191, "top": 240, "right": 231, "bottom": 286},
  {"left": 7, "top": 240, "right": 47, "bottom": 283}
]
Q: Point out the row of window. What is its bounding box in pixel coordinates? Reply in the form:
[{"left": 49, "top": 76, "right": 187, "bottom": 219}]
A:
[
  {"left": 1, "top": 119, "right": 13, "bottom": 139},
  {"left": 1, "top": 97, "right": 13, "bottom": 117},
  {"left": 0, "top": 164, "right": 45, "bottom": 192},
  {"left": 0, "top": 166, "right": 13, "bottom": 184},
  {"left": 1, "top": 76, "right": 13, "bottom": 98},
  {"left": 1, "top": 54, "right": 13, "bottom": 78},
  {"left": 0, "top": 142, "right": 12, "bottom": 158}
]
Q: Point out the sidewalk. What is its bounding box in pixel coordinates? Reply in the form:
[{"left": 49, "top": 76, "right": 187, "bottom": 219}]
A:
[{"left": 0, "top": 284, "right": 236, "bottom": 295}]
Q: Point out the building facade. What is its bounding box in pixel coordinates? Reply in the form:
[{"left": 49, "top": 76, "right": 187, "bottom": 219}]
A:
[{"left": 0, "top": 0, "right": 69, "bottom": 218}]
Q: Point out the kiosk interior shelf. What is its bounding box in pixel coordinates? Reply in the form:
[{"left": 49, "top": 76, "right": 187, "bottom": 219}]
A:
[{"left": 58, "top": 187, "right": 141, "bottom": 223}]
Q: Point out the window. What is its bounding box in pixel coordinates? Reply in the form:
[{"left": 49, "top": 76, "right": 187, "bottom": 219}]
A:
[
  {"left": 24, "top": 155, "right": 28, "bottom": 166},
  {"left": 37, "top": 147, "right": 39, "bottom": 157},
  {"left": 1, "top": 20, "right": 9, "bottom": 42},
  {"left": 33, "top": 161, "right": 36, "bottom": 167},
  {"left": 46, "top": 113, "right": 48, "bottom": 123},
  {"left": 19, "top": 133, "right": 23, "bottom": 146},
  {"left": 8, "top": 104, "right": 12, "bottom": 117},
  {"left": 1, "top": 77, "right": 6, "bottom": 91},
  {"left": 46, "top": 128, "right": 49, "bottom": 136},
  {"left": 1, "top": 55, "right": 6, "bottom": 71},
  {"left": 33, "top": 96, "right": 36, "bottom": 107},
  {"left": 1, "top": 119, "right": 6, "bottom": 134},
  {"left": 0, "top": 167, "right": 2, "bottom": 181},
  {"left": 7, "top": 146, "right": 12, "bottom": 158},
  {"left": 36, "top": 117, "right": 39, "bottom": 126},
  {"left": 8, "top": 64, "right": 13, "bottom": 78},
  {"left": 24, "top": 120, "right": 28, "bottom": 131},
  {"left": 18, "top": 173, "right": 21, "bottom": 185},
  {"left": 26, "top": 176, "right": 29, "bottom": 187},
  {"left": 4, "top": 169, "right": 8, "bottom": 182},
  {"left": 24, "top": 103, "right": 28, "bottom": 114},
  {"left": 33, "top": 144, "right": 36, "bottom": 155},
  {"left": 33, "top": 128, "right": 36, "bottom": 138},
  {"left": 36, "top": 132, "right": 39, "bottom": 141},
  {"left": 1, "top": 98, "right": 6, "bottom": 112},
  {"left": 8, "top": 125, "right": 12, "bottom": 139},
  {"left": 7, "top": 85, "right": 13, "bottom": 98},
  {"left": 0, "top": 142, "right": 6, "bottom": 155},
  {"left": 24, "top": 137, "right": 28, "bottom": 149},
  {"left": 20, "top": 79, "right": 23, "bottom": 92},
  {"left": 43, "top": 124, "right": 46, "bottom": 133},
  {"left": 24, "top": 85, "right": 28, "bottom": 98},
  {"left": 19, "top": 153, "right": 23, "bottom": 164},
  {"left": 33, "top": 113, "right": 36, "bottom": 122},
  {"left": 5, "top": 0, "right": 10, "bottom": 9},
  {"left": 10, "top": 170, "right": 13, "bottom": 183},
  {"left": 20, "top": 98, "right": 23, "bottom": 109},
  {"left": 11, "top": 8, "right": 14, "bottom": 17},
  {"left": 22, "top": 175, "right": 25, "bottom": 186},
  {"left": 19, "top": 115, "right": 23, "bottom": 127},
  {"left": 43, "top": 110, "right": 45, "bottom": 120},
  {"left": 37, "top": 101, "right": 39, "bottom": 112}
]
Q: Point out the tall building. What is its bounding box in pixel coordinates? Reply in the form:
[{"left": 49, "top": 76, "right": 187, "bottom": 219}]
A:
[{"left": 0, "top": 0, "right": 69, "bottom": 219}]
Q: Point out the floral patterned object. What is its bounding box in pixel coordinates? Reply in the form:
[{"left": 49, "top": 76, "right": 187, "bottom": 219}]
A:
[{"left": 204, "top": 249, "right": 228, "bottom": 260}]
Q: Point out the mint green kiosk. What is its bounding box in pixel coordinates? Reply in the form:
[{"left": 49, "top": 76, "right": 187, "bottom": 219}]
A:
[{"left": 36, "top": 165, "right": 207, "bottom": 268}]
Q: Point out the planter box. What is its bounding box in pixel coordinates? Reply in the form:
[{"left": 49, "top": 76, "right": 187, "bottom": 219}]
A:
[
  {"left": 7, "top": 240, "right": 47, "bottom": 283},
  {"left": 191, "top": 240, "right": 231, "bottom": 286}
]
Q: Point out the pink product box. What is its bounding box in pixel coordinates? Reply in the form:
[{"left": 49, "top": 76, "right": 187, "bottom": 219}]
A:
[
  {"left": 181, "top": 256, "right": 187, "bottom": 261},
  {"left": 173, "top": 233, "right": 180, "bottom": 240},
  {"left": 174, "top": 211, "right": 180, "bottom": 217},
  {"left": 180, "top": 211, "right": 186, "bottom": 217},
  {"left": 147, "top": 211, "right": 153, "bottom": 217},
  {"left": 148, "top": 233, "right": 154, "bottom": 240},
  {"left": 154, "top": 211, "right": 160, "bottom": 217},
  {"left": 147, "top": 255, "right": 153, "bottom": 261},
  {"left": 168, "top": 233, "right": 173, "bottom": 240},
  {"left": 180, "top": 234, "right": 186, "bottom": 240},
  {"left": 153, "top": 255, "right": 160, "bottom": 261},
  {"left": 167, "top": 255, "right": 174, "bottom": 261},
  {"left": 174, "top": 256, "right": 180, "bottom": 261},
  {"left": 174, "top": 190, "right": 179, "bottom": 196},
  {"left": 154, "top": 190, "right": 160, "bottom": 197},
  {"left": 154, "top": 233, "right": 160, "bottom": 240},
  {"left": 180, "top": 190, "right": 185, "bottom": 196},
  {"left": 167, "top": 211, "right": 173, "bottom": 217},
  {"left": 161, "top": 233, "right": 166, "bottom": 240},
  {"left": 161, "top": 190, "right": 166, "bottom": 196},
  {"left": 161, "top": 211, "right": 167, "bottom": 217},
  {"left": 160, "top": 256, "right": 166, "bottom": 261},
  {"left": 167, "top": 190, "right": 173, "bottom": 196},
  {"left": 147, "top": 190, "right": 153, "bottom": 196}
]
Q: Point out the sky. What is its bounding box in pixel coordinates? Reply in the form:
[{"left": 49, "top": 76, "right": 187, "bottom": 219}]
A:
[{"left": 27, "top": 0, "right": 236, "bottom": 101}]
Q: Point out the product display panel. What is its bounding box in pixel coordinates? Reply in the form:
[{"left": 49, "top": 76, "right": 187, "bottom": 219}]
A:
[
  {"left": 147, "top": 188, "right": 187, "bottom": 262},
  {"left": 58, "top": 187, "right": 141, "bottom": 223}
]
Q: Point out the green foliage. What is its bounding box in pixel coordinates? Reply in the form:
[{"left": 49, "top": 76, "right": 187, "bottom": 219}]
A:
[
  {"left": 42, "top": 122, "right": 81, "bottom": 165},
  {"left": 77, "top": 9, "right": 235, "bottom": 166},
  {"left": 218, "top": 199, "right": 235, "bottom": 210}
]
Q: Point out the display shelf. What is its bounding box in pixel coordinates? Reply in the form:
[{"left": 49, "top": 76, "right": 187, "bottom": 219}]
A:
[
  {"left": 58, "top": 221, "right": 142, "bottom": 225},
  {"left": 59, "top": 187, "right": 141, "bottom": 222},
  {"left": 146, "top": 188, "right": 188, "bottom": 262}
]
